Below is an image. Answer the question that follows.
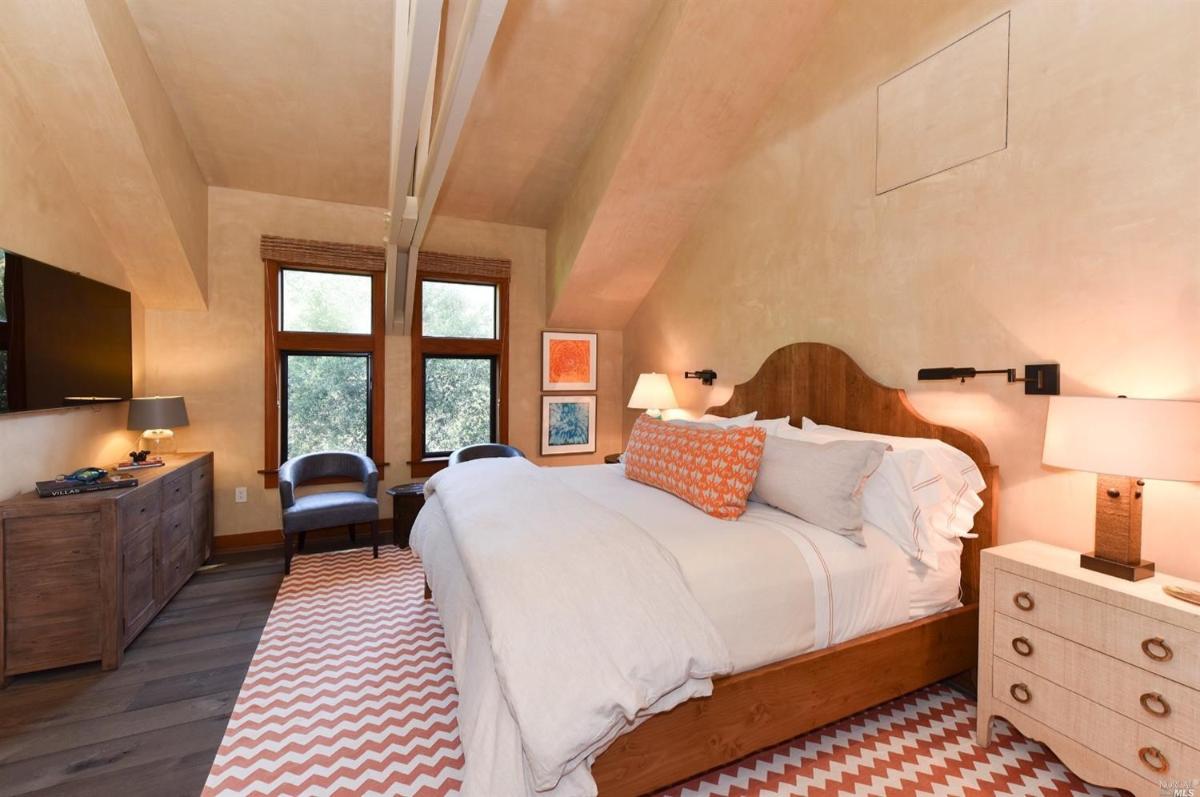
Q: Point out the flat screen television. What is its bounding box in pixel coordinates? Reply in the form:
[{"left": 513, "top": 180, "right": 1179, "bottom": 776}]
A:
[{"left": 0, "top": 248, "right": 133, "bottom": 414}]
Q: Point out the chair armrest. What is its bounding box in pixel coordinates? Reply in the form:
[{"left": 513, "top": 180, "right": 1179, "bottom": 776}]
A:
[
  {"left": 278, "top": 459, "right": 297, "bottom": 508},
  {"left": 359, "top": 456, "right": 379, "bottom": 498}
]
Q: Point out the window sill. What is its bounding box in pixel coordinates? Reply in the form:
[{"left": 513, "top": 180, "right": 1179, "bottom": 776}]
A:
[{"left": 409, "top": 458, "right": 449, "bottom": 478}]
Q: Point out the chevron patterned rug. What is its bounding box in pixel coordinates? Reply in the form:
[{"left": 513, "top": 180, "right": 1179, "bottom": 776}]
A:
[{"left": 203, "top": 546, "right": 1123, "bottom": 797}]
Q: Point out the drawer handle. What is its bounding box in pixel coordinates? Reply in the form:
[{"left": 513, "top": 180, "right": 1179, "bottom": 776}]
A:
[
  {"left": 1142, "top": 637, "right": 1174, "bottom": 662},
  {"left": 1009, "top": 682, "right": 1031, "bottom": 704},
  {"left": 1138, "top": 746, "right": 1168, "bottom": 774},
  {"left": 1011, "top": 637, "right": 1033, "bottom": 657},
  {"left": 1012, "top": 591, "right": 1035, "bottom": 611},
  {"left": 1140, "top": 692, "right": 1171, "bottom": 718}
]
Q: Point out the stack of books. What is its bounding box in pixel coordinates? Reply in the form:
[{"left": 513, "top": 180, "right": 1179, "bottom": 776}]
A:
[{"left": 36, "top": 474, "right": 138, "bottom": 498}]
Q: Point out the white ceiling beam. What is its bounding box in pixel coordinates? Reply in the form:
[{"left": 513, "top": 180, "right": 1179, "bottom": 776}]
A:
[
  {"left": 386, "top": 0, "right": 507, "bottom": 333},
  {"left": 399, "top": 0, "right": 507, "bottom": 334},
  {"left": 385, "top": 0, "right": 441, "bottom": 329}
]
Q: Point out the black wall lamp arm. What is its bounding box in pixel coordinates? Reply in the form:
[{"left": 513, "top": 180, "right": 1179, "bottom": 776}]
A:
[
  {"left": 684, "top": 369, "right": 718, "bottom": 386},
  {"left": 917, "top": 364, "right": 1060, "bottom": 395}
]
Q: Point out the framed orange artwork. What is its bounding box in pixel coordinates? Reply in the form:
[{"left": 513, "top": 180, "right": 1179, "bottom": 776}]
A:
[{"left": 542, "top": 331, "right": 597, "bottom": 391}]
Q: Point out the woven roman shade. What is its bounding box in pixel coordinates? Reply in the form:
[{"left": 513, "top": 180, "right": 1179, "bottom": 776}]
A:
[
  {"left": 260, "top": 235, "right": 386, "bottom": 272},
  {"left": 417, "top": 250, "right": 511, "bottom": 280}
]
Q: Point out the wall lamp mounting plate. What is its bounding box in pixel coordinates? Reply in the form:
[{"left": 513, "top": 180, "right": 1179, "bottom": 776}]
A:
[
  {"left": 917, "top": 363, "right": 1060, "bottom": 395},
  {"left": 684, "top": 369, "right": 718, "bottom": 386}
]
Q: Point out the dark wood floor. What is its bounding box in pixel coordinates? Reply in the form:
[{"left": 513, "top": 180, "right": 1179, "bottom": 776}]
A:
[{"left": 0, "top": 544, "right": 314, "bottom": 797}]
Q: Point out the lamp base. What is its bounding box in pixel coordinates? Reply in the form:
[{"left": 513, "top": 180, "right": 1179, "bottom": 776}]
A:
[{"left": 1080, "top": 551, "right": 1155, "bottom": 582}]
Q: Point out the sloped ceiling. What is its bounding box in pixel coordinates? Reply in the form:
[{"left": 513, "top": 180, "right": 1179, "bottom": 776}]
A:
[
  {"left": 126, "top": 0, "right": 394, "bottom": 208},
  {"left": 433, "top": 0, "right": 663, "bottom": 228}
]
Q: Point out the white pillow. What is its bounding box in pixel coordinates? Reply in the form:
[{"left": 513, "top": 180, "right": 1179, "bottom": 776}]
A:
[
  {"left": 778, "top": 424, "right": 981, "bottom": 569},
  {"left": 750, "top": 436, "right": 887, "bottom": 545},
  {"left": 801, "top": 418, "right": 985, "bottom": 494},
  {"left": 697, "top": 412, "right": 757, "bottom": 428},
  {"left": 754, "top": 416, "right": 791, "bottom": 436}
]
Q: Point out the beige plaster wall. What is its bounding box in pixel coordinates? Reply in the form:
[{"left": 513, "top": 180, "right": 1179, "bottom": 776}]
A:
[
  {"left": 0, "top": 43, "right": 145, "bottom": 501},
  {"left": 622, "top": 0, "right": 1200, "bottom": 578},
  {"left": 144, "top": 191, "right": 621, "bottom": 538},
  {"left": 144, "top": 188, "right": 386, "bottom": 537}
]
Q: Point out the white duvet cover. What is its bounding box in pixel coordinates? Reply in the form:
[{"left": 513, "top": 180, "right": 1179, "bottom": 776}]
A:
[
  {"left": 417, "top": 459, "right": 731, "bottom": 797},
  {"left": 412, "top": 461, "right": 962, "bottom": 795}
]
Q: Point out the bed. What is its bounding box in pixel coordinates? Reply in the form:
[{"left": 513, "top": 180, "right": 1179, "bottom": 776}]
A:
[{"left": 413, "top": 342, "right": 996, "bottom": 796}]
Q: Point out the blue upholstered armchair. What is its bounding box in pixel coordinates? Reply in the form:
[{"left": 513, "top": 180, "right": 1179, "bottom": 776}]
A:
[{"left": 277, "top": 452, "right": 380, "bottom": 574}]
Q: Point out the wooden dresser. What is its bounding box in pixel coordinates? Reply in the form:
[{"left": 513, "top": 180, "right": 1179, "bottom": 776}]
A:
[
  {"left": 0, "top": 452, "right": 213, "bottom": 684},
  {"left": 978, "top": 541, "right": 1199, "bottom": 797}
]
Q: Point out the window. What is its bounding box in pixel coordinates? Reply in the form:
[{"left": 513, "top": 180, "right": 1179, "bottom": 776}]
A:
[
  {"left": 411, "top": 256, "right": 509, "bottom": 475},
  {"left": 262, "top": 244, "right": 385, "bottom": 485}
]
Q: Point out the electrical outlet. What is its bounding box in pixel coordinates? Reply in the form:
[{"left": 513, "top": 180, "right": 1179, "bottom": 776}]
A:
[{"left": 234, "top": 486, "right": 247, "bottom": 503}]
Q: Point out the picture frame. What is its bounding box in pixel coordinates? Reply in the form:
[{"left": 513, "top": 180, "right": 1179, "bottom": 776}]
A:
[
  {"left": 541, "top": 330, "right": 597, "bottom": 391},
  {"left": 541, "top": 395, "right": 597, "bottom": 456}
]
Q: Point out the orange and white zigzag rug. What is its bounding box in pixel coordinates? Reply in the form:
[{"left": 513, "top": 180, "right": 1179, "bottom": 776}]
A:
[{"left": 204, "top": 547, "right": 1122, "bottom": 797}]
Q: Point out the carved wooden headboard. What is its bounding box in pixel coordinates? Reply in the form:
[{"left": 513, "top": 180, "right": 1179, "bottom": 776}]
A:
[{"left": 708, "top": 342, "right": 997, "bottom": 604}]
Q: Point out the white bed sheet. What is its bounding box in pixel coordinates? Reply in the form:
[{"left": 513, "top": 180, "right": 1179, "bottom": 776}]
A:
[{"left": 550, "top": 464, "right": 960, "bottom": 672}]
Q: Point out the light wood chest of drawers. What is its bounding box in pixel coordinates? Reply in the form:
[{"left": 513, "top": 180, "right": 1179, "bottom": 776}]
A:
[{"left": 978, "top": 542, "right": 1200, "bottom": 797}]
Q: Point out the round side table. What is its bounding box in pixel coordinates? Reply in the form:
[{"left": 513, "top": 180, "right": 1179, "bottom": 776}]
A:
[{"left": 387, "top": 482, "right": 425, "bottom": 549}]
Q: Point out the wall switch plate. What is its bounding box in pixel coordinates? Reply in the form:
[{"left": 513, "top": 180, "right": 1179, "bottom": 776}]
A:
[{"left": 234, "top": 487, "right": 247, "bottom": 503}]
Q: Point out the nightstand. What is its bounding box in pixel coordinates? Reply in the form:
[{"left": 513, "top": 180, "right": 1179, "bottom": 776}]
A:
[
  {"left": 978, "top": 541, "right": 1200, "bottom": 797},
  {"left": 386, "top": 483, "right": 425, "bottom": 549}
]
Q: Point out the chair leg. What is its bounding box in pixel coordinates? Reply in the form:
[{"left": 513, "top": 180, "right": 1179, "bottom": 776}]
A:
[
  {"left": 371, "top": 519, "right": 379, "bottom": 559},
  {"left": 284, "top": 533, "right": 295, "bottom": 576},
  {"left": 297, "top": 531, "right": 306, "bottom": 551},
  {"left": 348, "top": 523, "right": 356, "bottom": 543}
]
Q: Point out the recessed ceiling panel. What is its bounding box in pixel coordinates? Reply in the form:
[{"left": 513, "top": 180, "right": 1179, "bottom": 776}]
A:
[{"left": 876, "top": 13, "right": 1010, "bottom": 194}]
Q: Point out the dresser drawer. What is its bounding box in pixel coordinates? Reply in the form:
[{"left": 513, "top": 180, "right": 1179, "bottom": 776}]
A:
[
  {"left": 191, "top": 460, "right": 213, "bottom": 494},
  {"left": 161, "top": 536, "right": 194, "bottom": 598},
  {"left": 161, "top": 468, "right": 192, "bottom": 510},
  {"left": 995, "top": 568, "right": 1200, "bottom": 688},
  {"left": 159, "top": 501, "right": 192, "bottom": 553},
  {"left": 993, "top": 612, "right": 1067, "bottom": 682},
  {"left": 995, "top": 613, "right": 1199, "bottom": 745},
  {"left": 994, "top": 658, "right": 1200, "bottom": 787},
  {"left": 118, "top": 481, "right": 161, "bottom": 527}
]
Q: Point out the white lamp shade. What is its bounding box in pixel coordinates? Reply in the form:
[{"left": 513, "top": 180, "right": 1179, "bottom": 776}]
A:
[
  {"left": 1043, "top": 395, "right": 1200, "bottom": 481},
  {"left": 627, "top": 373, "right": 678, "bottom": 410}
]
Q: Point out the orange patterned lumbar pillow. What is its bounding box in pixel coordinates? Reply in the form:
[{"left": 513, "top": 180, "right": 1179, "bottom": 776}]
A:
[{"left": 623, "top": 415, "right": 767, "bottom": 520}]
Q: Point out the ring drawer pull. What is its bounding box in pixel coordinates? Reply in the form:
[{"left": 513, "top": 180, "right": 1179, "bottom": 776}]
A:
[
  {"left": 1138, "top": 746, "right": 1168, "bottom": 773},
  {"left": 1012, "top": 591, "right": 1034, "bottom": 611},
  {"left": 1142, "top": 637, "right": 1174, "bottom": 662},
  {"left": 1009, "top": 683, "right": 1031, "bottom": 704},
  {"left": 1140, "top": 692, "right": 1171, "bottom": 717},
  {"left": 1011, "top": 637, "right": 1033, "bottom": 657}
]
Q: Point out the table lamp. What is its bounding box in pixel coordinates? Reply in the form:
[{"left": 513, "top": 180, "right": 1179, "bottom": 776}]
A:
[
  {"left": 1042, "top": 395, "right": 1200, "bottom": 590},
  {"left": 128, "top": 396, "right": 190, "bottom": 455},
  {"left": 627, "top": 373, "right": 678, "bottom": 419}
]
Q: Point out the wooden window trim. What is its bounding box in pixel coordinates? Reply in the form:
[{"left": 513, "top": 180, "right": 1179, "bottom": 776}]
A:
[
  {"left": 411, "top": 265, "right": 510, "bottom": 478},
  {"left": 262, "top": 258, "right": 386, "bottom": 488}
]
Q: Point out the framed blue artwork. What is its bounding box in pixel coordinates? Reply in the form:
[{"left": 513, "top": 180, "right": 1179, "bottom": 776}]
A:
[{"left": 541, "top": 395, "right": 597, "bottom": 456}]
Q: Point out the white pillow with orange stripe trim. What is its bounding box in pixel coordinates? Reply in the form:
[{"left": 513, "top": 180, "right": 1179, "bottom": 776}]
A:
[{"left": 777, "top": 424, "right": 982, "bottom": 569}]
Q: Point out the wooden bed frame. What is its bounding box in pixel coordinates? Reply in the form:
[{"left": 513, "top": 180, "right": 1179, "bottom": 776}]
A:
[{"left": 590, "top": 342, "right": 997, "bottom": 796}]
